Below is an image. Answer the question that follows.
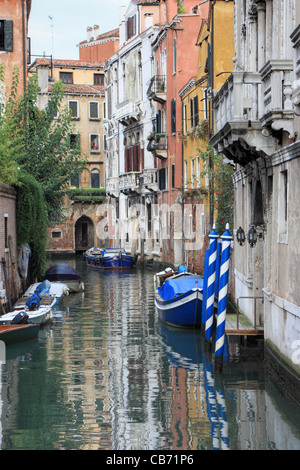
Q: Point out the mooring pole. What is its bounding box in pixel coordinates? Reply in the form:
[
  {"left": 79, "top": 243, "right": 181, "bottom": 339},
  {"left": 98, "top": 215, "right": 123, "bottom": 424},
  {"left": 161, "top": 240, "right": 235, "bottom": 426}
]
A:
[
  {"left": 205, "top": 223, "right": 219, "bottom": 349},
  {"left": 215, "top": 224, "right": 232, "bottom": 372}
]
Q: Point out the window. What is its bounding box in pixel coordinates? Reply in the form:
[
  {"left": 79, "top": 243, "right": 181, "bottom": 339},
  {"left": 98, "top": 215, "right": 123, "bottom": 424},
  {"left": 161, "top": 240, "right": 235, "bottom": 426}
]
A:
[
  {"left": 171, "top": 99, "right": 176, "bottom": 134},
  {"left": 70, "top": 175, "right": 80, "bottom": 187},
  {"left": 60, "top": 72, "right": 73, "bottom": 84},
  {"left": 89, "top": 101, "right": 99, "bottom": 119},
  {"left": 90, "top": 134, "right": 100, "bottom": 152},
  {"left": 126, "top": 15, "right": 136, "bottom": 40},
  {"left": 70, "top": 133, "right": 80, "bottom": 149},
  {"left": 4, "top": 214, "right": 8, "bottom": 250},
  {"left": 51, "top": 230, "right": 62, "bottom": 239},
  {"left": 190, "top": 96, "right": 199, "bottom": 128},
  {"left": 125, "top": 146, "right": 141, "bottom": 172},
  {"left": 196, "top": 156, "right": 200, "bottom": 187},
  {"left": 183, "top": 104, "right": 187, "bottom": 134},
  {"left": 278, "top": 169, "right": 288, "bottom": 243},
  {"left": 69, "top": 100, "right": 78, "bottom": 119},
  {"left": 171, "top": 163, "right": 175, "bottom": 189},
  {"left": 94, "top": 73, "right": 104, "bottom": 85},
  {"left": 173, "top": 38, "right": 177, "bottom": 74},
  {"left": 0, "top": 20, "right": 13, "bottom": 52},
  {"left": 91, "top": 170, "right": 100, "bottom": 188},
  {"left": 158, "top": 167, "right": 167, "bottom": 191}
]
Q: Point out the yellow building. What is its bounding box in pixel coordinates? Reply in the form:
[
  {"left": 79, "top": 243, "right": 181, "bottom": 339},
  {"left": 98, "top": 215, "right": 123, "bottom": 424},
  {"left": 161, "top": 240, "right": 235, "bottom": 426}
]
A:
[
  {"left": 179, "top": 0, "right": 234, "bottom": 273},
  {"left": 29, "top": 58, "right": 107, "bottom": 252}
]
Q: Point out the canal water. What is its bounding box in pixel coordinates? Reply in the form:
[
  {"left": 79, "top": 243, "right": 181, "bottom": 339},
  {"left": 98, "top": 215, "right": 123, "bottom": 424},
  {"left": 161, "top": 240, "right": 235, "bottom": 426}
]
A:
[{"left": 0, "top": 256, "right": 300, "bottom": 451}]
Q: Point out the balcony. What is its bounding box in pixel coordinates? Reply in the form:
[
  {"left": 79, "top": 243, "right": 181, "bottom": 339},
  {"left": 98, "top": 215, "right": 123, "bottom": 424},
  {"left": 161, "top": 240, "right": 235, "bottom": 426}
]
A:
[
  {"left": 119, "top": 172, "right": 141, "bottom": 195},
  {"left": 147, "top": 76, "right": 166, "bottom": 104},
  {"left": 259, "top": 59, "right": 294, "bottom": 138},
  {"left": 147, "top": 133, "right": 167, "bottom": 159},
  {"left": 211, "top": 71, "right": 276, "bottom": 166},
  {"left": 116, "top": 101, "right": 141, "bottom": 126},
  {"left": 106, "top": 177, "right": 119, "bottom": 198},
  {"left": 291, "top": 25, "right": 300, "bottom": 115},
  {"left": 141, "top": 168, "right": 158, "bottom": 193}
]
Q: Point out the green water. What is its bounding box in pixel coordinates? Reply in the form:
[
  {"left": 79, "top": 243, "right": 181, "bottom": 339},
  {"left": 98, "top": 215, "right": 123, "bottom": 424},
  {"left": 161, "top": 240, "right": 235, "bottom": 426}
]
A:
[{"left": 0, "top": 257, "right": 299, "bottom": 450}]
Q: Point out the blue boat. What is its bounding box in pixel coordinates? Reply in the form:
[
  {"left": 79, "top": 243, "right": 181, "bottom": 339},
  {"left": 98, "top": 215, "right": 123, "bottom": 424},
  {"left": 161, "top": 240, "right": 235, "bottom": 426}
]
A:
[
  {"left": 84, "top": 247, "right": 136, "bottom": 270},
  {"left": 154, "top": 270, "right": 205, "bottom": 328}
]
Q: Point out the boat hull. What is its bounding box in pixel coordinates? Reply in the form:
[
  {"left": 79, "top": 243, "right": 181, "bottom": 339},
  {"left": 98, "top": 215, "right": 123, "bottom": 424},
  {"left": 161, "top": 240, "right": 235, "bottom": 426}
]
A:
[
  {"left": 0, "top": 307, "right": 52, "bottom": 326},
  {"left": 85, "top": 249, "right": 135, "bottom": 269},
  {"left": 155, "top": 289, "right": 203, "bottom": 328},
  {"left": 0, "top": 324, "right": 40, "bottom": 345}
]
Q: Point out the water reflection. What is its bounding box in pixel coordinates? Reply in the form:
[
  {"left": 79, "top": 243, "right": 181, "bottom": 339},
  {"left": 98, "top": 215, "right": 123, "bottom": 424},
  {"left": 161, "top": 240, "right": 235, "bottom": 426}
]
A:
[{"left": 0, "top": 257, "right": 299, "bottom": 450}]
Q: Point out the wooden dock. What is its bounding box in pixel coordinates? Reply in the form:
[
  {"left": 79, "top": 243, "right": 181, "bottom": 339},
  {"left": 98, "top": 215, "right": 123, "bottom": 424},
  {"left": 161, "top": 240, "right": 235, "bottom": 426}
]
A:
[{"left": 225, "top": 313, "right": 264, "bottom": 337}]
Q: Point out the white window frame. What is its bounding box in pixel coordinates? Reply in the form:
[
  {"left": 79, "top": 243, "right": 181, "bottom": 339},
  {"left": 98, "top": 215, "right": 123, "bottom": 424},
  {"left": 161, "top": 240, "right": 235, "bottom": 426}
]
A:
[
  {"left": 69, "top": 100, "right": 79, "bottom": 119},
  {"left": 89, "top": 101, "right": 99, "bottom": 120},
  {"left": 90, "top": 134, "right": 100, "bottom": 152}
]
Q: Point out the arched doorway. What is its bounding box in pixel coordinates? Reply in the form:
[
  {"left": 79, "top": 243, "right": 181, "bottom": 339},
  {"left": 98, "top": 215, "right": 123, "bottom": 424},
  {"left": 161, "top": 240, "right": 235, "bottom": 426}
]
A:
[{"left": 75, "top": 216, "right": 94, "bottom": 253}]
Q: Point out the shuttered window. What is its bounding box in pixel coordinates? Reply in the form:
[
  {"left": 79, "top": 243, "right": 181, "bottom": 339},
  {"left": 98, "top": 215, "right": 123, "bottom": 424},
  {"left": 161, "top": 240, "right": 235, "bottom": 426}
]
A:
[
  {"left": 0, "top": 19, "right": 13, "bottom": 52},
  {"left": 171, "top": 99, "right": 176, "bottom": 134}
]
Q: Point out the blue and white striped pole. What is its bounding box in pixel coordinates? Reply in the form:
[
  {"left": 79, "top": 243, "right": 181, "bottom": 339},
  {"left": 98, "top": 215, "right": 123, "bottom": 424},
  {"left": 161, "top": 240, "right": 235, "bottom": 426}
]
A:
[
  {"left": 215, "top": 223, "right": 232, "bottom": 371},
  {"left": 205, "top": 224, "right": 219, "bottom": 344}
]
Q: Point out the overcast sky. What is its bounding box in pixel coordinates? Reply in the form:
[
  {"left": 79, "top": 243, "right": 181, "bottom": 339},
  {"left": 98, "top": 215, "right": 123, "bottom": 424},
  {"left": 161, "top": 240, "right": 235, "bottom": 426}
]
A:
[{"left": 28, "top": 0, "right": 127, "bottom": 61}]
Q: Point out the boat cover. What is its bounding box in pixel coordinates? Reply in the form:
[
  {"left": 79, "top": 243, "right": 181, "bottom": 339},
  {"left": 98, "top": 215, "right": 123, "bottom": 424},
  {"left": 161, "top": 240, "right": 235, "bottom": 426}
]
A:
[
  {"left": 157, "top": 275, "right": 204, "bottom": 301},
  {"left": 45, "top": 264, "right": 82, "bottom": 282}
]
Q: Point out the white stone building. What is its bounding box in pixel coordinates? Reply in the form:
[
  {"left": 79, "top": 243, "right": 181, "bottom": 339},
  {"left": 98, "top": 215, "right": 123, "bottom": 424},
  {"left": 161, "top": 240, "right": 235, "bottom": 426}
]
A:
[
  {"left": 104, "top": 1, "right": 161, "bottom": 260},
  {"left": 211, "top": 0, "right": 300, "bottom": 395}
]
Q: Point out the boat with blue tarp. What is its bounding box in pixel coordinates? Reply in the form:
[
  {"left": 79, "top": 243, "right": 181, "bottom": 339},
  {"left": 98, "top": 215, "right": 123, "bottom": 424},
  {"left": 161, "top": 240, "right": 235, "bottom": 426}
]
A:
[
  {"left": 84, "top": 247, "right": 136, "bottom": 270},
  {"left": 154, "top": 267, "right": 205, "bottom": 328}
]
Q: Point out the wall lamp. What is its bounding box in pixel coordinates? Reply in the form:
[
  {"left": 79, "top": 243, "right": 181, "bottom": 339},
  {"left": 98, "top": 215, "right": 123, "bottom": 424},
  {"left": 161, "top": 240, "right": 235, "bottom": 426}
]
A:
[
  {"left": 236, "top": 225, "right": 259, "bottom": 248},
  {"left": 236, "top": 226, "right": 246, "bottom": 246}
]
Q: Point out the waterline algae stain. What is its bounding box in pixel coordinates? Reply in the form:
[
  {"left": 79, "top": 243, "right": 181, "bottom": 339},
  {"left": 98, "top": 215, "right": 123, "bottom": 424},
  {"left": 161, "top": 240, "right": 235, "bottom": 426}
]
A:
[{"left": 0, "top": 256, "right": 299, "bottom": 450}]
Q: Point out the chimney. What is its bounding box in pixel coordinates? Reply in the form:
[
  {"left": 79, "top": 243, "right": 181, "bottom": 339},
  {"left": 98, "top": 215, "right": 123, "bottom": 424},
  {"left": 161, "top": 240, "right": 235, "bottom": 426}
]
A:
[
  {"left": 87, "top": 26, "right": 92, "bottom": 41},
  {"left": 93, "top": 25, "right": 99, "bottom": 39}
]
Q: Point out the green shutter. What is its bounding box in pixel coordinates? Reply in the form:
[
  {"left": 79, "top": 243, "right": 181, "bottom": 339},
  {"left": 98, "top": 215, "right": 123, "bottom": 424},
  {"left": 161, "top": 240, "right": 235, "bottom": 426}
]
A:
[{"left": 4, "top": 20, "right": 13, "bottom": 52}]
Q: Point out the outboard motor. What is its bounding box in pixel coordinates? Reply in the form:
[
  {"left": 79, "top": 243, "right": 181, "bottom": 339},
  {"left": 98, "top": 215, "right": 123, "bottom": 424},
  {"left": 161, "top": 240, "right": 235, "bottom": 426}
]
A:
[{"left": 11, "top": 311, "right": 29, "bottom": 324}]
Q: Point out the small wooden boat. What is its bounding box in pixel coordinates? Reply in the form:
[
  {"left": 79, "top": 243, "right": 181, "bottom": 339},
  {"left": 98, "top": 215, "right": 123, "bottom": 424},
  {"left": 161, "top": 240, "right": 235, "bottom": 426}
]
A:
[
  {"left": 154, "top": 269, "right": 205, "bottom": 328},
  {"left": 45, "top": 264, "right": 84, "bottom": 292},
  {"left": 0, "top": 306, "right": 52, "bottom": 326},
  {"left": 84, "top": 247, "right": 136, "bottom": 269},
  {"left": 0, "top": 324, "right": 40, "bottom": 345}
]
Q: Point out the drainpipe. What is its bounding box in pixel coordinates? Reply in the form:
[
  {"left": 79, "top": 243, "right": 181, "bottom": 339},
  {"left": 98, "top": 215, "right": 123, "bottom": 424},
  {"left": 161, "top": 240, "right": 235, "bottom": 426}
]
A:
[{"left": 209, "top": 0, "right": 216, "bottom": 230}]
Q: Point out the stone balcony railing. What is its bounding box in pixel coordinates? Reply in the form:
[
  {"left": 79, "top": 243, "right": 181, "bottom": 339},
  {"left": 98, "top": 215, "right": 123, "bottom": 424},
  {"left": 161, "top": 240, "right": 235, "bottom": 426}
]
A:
[
  {"left": 259, "top": 59, "right": 294, "bottom": 138},
  {"left": 142, "top": 168, "right": 158, "bottom": 192},
  {"left": 291, "top": 24, "right": 300, "bottom": 115},
  {"left": 211, "top": 70, "right": 279, "bottom": 164},
  {"left": 106, "top": 177, "right": 119, "bottom": 197},
  {"left": 119, "top": 172, "right": 141, "bottom": 195}
]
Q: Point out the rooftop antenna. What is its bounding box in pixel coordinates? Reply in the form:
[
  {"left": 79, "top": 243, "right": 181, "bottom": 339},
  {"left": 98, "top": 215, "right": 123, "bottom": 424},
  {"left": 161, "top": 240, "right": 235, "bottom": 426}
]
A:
[{"left": 48, "top": 15, "right": 54, "bottom": 58}]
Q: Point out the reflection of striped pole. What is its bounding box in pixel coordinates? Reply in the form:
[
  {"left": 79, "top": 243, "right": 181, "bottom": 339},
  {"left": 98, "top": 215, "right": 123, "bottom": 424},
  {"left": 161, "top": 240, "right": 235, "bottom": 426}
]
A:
[
  {"left": 205, "top": 224, "right": 219, "bottom": 343},
  {"left": 201, "top": 249, "right": 209, "bottom": 328},
  {"left": 215, "top": 224, "right": 232, "bottom": 370}
]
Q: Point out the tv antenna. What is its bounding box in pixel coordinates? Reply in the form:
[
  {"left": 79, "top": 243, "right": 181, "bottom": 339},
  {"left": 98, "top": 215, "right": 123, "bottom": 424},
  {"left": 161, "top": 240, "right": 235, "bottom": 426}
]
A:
[{"left": 48, "top": 15, "right": 54, "bottom": 57}]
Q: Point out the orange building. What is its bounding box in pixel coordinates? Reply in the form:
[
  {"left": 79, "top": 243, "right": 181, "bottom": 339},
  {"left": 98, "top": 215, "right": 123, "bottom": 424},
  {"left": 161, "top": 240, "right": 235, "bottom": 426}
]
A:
[
  {"left": 148, "top": 0, "right": 209, "bottom": 266},
  {"left": 78, "top": 26, "right": 119, "bottom": 62},
  {"left": 0, "top": 0, "right": 31, "bottom": 95}
]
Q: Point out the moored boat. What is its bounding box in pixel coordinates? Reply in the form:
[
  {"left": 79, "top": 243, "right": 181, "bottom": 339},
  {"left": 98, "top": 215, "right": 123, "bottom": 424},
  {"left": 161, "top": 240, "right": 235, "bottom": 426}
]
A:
[
  {"left": 0, "top": 306, "right": 52, "bottom": 326},
  {"left": 84, "top": 247, "right": 136, "bottom": 269},
  {"left": 0, "top": 324, "right": 40, "bottom": 345},
  {"left": 14, "top": 280, "right": 69, "bottom": 311},
  {"left": 154, "top": 268, "right": 205, "bottom": 328},
  {"left": 45, "top": 264, "right": 84, "bottom": 292}
]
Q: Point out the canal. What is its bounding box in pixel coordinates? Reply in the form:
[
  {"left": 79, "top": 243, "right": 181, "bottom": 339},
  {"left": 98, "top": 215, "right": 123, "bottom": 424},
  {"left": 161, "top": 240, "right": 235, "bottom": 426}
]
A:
[{"left": 0, "top": 256, "right": 300, "bottom": 451}]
